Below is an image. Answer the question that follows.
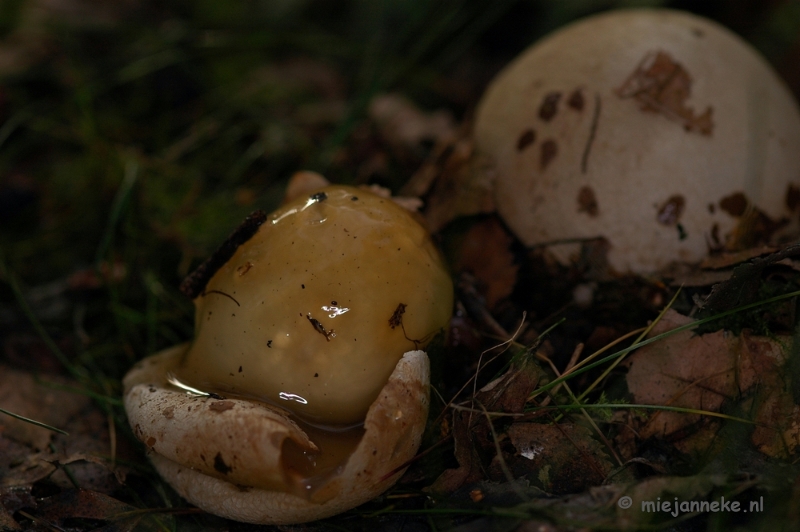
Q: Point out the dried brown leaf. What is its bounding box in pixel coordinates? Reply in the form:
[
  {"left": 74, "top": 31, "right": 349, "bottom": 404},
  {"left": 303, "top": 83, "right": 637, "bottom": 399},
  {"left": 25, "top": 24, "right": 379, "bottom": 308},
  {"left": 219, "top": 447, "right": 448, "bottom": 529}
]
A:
[
  {"left": 454, "top": 217, "right": 519, "bottom": 309},
  {"left": 403, "top": 134, "right": 495, "bottom": 233},
  {"left": 701, "top": 243, "right": 800, "bottom": 311},
  {"left": 616, "top": 50, "right": 714, "bottom": 135},
  {"left": 700, "top": 245, "right": 779, "bottom": 270},
  {"left": 624, "top": 310, "right": 795, "bottom": 455},
  {"left": 0, "top": 365, "right": 89, "bottom": 450},
  {"left": 36, "top": 489, "right": 141, "bottom": 531},
  {"left": 428, "top": 410, "right": 484, "bottom": 494},
  {"left": 475, "top": 356, "right": 544, "bottom": 415},
  {"left": 490, "top": 422, "right": 613, "bottom": 494}
]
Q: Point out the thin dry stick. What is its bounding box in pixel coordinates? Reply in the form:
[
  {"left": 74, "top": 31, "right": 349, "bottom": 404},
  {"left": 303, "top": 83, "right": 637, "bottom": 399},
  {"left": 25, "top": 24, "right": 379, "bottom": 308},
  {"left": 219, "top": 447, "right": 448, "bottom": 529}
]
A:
[
  {"left": 430, "top": 313, "right": 527, "bottom": 428},
  {"left": 17, "top": 511, "right": 63, "bottom": 532},
  {"left": 108, "top": 412, "right": 117, "bottom": 466},
  {"left": 477, "top": 401, "right": 530, "bottom": 503},
  {"left": 472, "top": 312, "right": 526, "bottom": 398},
  {"left": 536, "top": 348, "right": 623, "bottom": 466},
  {"left": 576, "top": 289, "right": 682, "bottom": 403},
  {"left": 535, "top": 342, "right": 584, "bottom": 408},
  {"left": 560, "top": 328, "right": 645, "bottom": 380},
  {"left": 449, "top": 403, "right": 524, "bottom": 418}
]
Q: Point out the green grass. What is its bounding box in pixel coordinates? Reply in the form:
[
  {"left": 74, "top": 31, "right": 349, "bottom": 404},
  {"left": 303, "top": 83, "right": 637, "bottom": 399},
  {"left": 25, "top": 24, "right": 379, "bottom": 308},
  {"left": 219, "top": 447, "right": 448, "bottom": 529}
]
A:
[{"left": 2, "top": 1, "right": 800, "bottom": 531}]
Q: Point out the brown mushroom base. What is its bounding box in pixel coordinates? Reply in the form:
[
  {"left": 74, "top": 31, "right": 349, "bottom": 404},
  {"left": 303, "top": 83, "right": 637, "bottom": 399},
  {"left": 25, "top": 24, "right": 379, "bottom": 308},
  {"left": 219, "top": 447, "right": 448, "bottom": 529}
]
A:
[{"left": 124, "top": 347, "right": 429, "bottom": 524}]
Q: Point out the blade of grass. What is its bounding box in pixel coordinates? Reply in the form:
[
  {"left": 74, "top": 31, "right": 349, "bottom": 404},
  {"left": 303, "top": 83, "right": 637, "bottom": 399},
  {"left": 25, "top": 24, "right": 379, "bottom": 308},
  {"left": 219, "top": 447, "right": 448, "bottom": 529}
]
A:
[
  {"left": 575, "top": 289, "right": 682, "bottom": 403},
  {"left": 0, "top": 252, "right": 84, "bottom": 381},
  {"left": 537, "top": 403, "right": 758, "bottom": 426},
  {"left": 95, "top": 158, "right": 138, "bottom": 267},
  {"left": 0, "top": 407, "right": 68, "bottom": 435},
  {"left": 536, "top": 347, "right": 623, "bottom": 466}
]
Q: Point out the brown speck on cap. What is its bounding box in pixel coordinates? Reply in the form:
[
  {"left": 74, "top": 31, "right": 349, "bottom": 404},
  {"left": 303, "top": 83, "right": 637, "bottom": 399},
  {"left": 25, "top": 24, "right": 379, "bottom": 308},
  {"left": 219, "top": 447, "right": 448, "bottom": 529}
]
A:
[
  {"left": 577, "top": 186, "right": 599, "bottom": 217},
  {"left": 540, "top": 139, "right": 558, "bottom": 170},
  {"left": 656, "top": 195, "right": 686, "bottom": 225},
  {"left": 236, "top": 261, "right": 254, "bottom": 276},
  {"left": 539, "top": 92, "right": 561, "bottom": 121},
  {"left": 389, "top": 303, "right": 407, "bottom": 329},
  {"left": 786, "top": 184, "right": 800, "bottom": 212},
  {"left": 517, "top": 129, "right": 536, "bottom": 152},
  {"left": 719, "top": 192, "right": 748, "bottom": 217},
  {"left": 567, "top": 89, "right": 584, "bottom": 111},
  {"left": 180, "top": 210, "right": 267, "bottom": 299}
]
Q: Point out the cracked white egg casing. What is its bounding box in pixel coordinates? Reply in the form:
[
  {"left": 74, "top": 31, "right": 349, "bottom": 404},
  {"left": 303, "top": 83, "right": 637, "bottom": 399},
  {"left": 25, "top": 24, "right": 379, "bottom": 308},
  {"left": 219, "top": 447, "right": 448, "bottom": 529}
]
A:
[{"left": 124, "top": 346, "right": 429, "bottom": 524}]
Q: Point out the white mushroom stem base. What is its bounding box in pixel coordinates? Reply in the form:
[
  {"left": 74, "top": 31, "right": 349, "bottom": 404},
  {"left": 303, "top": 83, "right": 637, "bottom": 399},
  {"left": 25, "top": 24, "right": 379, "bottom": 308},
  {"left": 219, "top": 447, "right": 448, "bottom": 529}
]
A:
[{"left": 124, "top": 346, "right": 430, "bottom": 525}]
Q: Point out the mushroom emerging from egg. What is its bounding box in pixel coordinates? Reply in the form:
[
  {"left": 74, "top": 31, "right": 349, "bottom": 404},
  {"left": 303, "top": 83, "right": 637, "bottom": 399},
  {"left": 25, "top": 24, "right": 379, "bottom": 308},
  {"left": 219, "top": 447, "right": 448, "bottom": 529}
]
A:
[
  {"left": 474, "top": 9, "right": 800, "bottom": 274},
  {"left": 123, "top": 185, "right": 453, "bottom": 524}
]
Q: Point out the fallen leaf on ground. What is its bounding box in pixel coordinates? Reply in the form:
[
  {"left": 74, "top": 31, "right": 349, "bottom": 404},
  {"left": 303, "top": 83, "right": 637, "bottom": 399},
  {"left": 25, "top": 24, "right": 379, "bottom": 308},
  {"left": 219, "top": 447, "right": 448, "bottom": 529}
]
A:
[
  {"left": 454, "top": 217, "right": 519, "bottom": 310},
  {"left": 0, "top": 365, "right": 89, "bottom": 450},
  {"left": 624, "top": 309, "right": 799, "bottom": 456},
  {"left": 615, "top": 50, "right": 713, "bottom": 136},
  {"left": 403, "top": 135, "right": 495, "bottom": 233},
  {"left": 34, "top": 488, "right": 141, "bottom": 532},
  {"left": 489, "top": 422, "right": 613, "bottom": 494},
  {"left": 700, "top": 242, "right": 800, "bottom": 311},
  {"left": 699, "top": 245, "right": 778, "bottom": 270},
  {"left": 428, "top": 409, "right": 484, "bottom": 494}
]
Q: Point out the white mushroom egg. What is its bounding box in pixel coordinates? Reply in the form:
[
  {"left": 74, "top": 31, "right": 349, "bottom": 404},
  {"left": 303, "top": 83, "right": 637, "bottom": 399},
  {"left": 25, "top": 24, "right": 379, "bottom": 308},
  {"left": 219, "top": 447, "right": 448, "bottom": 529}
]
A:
[
  {"left": 474, "top": 9, "right": 800, "bottom": 274},
  {"left": 123, "top": 184, "right": 453, "bottom": 524}
]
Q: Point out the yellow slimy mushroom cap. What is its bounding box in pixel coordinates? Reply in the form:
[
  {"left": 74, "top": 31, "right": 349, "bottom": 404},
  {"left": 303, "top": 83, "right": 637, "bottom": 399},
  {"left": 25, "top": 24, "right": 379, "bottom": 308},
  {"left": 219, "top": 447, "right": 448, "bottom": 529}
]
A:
[{"left": 175, "top": 185, "right": 452, "bottom": 425}]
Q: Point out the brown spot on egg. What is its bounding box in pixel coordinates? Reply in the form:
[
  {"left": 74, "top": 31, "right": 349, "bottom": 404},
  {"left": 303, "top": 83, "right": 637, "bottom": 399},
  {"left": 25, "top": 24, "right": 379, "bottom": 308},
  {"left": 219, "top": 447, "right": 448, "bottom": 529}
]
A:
[
  {"left": 567, "top": 89, "right": 584, "bottom": 111},
  {"left": 146, "top": 436, "right": 157, "bottom": 447},
  {"left": 162, "top": 406, "right": 175, "bottom": 419},
  {"left": 540, "top": 139, "right": 558, "bottom": 170},
  {"left": 577, "top": 186, "right": 599, "bottom": 217},
  {"left": 517, "top": 129, "right": 536, "bottom": 152},
  {"left": 236, "top": 261, "right": 254, "bottom": 276},
  {"left": 656, "top": 195, "right": 686, "bottom": 225},
  {"left": 209, "top": 400, "right": 235, "bottom": 413},
  {"left": 719, "top": 192, "right": 748, "bottom": 217},
  {"left": 539, "top": 92, "right": 561, "bottom": 121},
  {"left": 709, "top": 223, "right": 722, "bottom": 250},
  {"left": 214, "top": 452, "right": 232, "bottom": 474},
  {"left": 786, "top": 184, "right": 800, "bottom": 212}
]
